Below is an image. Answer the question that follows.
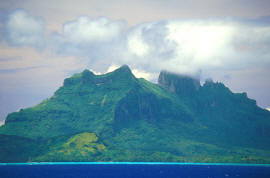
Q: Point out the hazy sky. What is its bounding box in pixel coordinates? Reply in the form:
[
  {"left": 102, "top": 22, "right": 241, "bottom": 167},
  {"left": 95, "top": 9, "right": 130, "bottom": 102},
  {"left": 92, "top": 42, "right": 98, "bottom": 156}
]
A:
[{"left": 1, "top": 0, "right": 270, "bottom": 124}]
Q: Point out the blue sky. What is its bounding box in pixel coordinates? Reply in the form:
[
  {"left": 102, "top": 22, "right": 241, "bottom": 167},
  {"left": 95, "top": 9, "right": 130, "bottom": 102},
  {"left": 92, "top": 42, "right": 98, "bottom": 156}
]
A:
[{"left": 1, "top": 0, "right": 270, "bottom": 124}]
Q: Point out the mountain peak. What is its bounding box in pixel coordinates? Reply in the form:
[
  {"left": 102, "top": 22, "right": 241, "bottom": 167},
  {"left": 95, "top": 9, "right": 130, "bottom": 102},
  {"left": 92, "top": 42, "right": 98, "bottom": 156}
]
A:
[
  {"left": 158, "top": 70, "right": 200, "bottom": 96},
  {"left": 111, "top": 64, "right": 136, "bottom": 80},
  {"left": 1, "top": 66, "right": 270, "bottom": 163},
  {"left": 115, "top": 64, "right": 132, "bottom": 73}
]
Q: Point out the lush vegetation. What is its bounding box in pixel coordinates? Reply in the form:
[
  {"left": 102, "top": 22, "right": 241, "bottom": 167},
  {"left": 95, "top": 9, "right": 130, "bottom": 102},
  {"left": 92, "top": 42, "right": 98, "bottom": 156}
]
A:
[{"left": 0, "top": 65, "right": 270, "bottom": 163}]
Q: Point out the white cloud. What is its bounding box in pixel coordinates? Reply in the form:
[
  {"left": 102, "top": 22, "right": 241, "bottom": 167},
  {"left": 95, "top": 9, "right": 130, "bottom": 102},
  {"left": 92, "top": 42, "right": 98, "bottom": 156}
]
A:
[
  {"left": 4, "top": 9, "right": 270, "bottom": 78},
  {"left": 122, "top": 19, "right": 270, "bottom": 78},
  {"left": 127, "top": 26, "right": 150, "bottom": 57},
  {"left": 48, "top": 16, "right": 127, "bottom": 71},
  {"left": 166, "top": 21, "right": 235, "bottom": 67},
  {"left": 5, "top": 9, "right": 45, "bottom": 47},
  {"left": 131, "top": 69, "right": 155, "bottom": 80},
  {"left": 62, "top": 16, "right": 125, "bottom": 44},
  {"left": 42, "top": 15, "right": 270, "bottom": 81},
  {"left": 105, "top": 64, "right": 155, "bottom": 80},
  {"left": 106, "top": 64, "right": 120, "bottom": 73},
  {"left": 3, "top": 9, "right": 270, "bottom": 79}
]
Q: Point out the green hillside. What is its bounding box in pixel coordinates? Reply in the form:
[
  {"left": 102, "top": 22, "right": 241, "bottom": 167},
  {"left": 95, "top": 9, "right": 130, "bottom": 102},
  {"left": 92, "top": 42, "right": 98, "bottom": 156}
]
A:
[{"left": 0, "top": 65, "right": 270, "bottom": 163}]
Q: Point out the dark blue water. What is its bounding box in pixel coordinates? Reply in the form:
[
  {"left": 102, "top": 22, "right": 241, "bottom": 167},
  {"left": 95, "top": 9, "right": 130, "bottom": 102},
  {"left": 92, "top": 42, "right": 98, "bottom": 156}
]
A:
[{"left": 1, "top": 163, "right": 270, "bottom": 178}]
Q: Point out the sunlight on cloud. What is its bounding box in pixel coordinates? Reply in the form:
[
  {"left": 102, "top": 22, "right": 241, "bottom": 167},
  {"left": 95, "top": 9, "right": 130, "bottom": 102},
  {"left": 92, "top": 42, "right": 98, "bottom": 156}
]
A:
[
  {"left": 167, "top": 21, "right": 235, "bottom": 63},
  {"left": 106, "top": 64, "right": 119, "bottom": 73},
  {"left": 160, "top": 21, "right": 237, "bottom": 74},
  {"left": 127, "top": 27, "right": 150, "bottom": 57},
  {"left": 131, "top": 69, "right": 154, "bottom": 80},
  {"left": 3, "top": 9, "right": 270, "bottom": 79},
  {"left": 122, "top": 20, "right": 270, "bottom": 77},
  {"left": 105, "top": 64, "right": 154, "bottom": 80},
  {"left": 63, "top": 16, "right": 125, "bottom": 44}
]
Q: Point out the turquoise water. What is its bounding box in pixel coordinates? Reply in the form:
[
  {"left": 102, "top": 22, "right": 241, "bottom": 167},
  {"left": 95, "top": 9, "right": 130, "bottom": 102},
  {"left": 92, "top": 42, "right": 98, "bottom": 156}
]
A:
[
  {"left": 1, "top": 162, "right": 270, "bottom": 166},
  {"left": 1, "top": 162, "right": 270, "bottom": 178}
]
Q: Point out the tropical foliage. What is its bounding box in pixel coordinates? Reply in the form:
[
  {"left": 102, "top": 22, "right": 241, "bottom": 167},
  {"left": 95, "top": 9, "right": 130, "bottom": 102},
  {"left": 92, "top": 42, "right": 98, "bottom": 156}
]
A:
[{"left": 0, "top": 65, "right": 270, "bottom": 163}]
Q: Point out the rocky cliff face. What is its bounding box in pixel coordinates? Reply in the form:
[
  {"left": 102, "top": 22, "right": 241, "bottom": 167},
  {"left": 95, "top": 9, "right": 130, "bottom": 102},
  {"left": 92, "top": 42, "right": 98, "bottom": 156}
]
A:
[
  {"left": 114, "top": 86, "right": 161, "bottom": 127},
  {"left": 158, "top": 71, "right": 200, "bottom": 97}
]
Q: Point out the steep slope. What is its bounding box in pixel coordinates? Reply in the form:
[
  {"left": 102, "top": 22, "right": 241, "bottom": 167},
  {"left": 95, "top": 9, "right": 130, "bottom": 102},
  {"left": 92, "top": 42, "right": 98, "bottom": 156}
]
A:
[
  {"left": 196, "top": 81, "right": 270, "bottom": 149},
  {"left": 158, "top": 71, "right": 270, "bottom": 149},
  {"left": 0, "top": 65, "right": 270, "bottom": 163},
  {"left": 0, "top": 65, "right": 138, "bottom": 138}
]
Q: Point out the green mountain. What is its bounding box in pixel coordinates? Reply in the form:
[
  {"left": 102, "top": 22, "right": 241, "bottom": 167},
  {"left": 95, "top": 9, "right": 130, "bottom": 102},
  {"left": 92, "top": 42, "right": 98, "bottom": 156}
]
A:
[{"left": 1, "top": 65, "right": 270, "bottom": 163}]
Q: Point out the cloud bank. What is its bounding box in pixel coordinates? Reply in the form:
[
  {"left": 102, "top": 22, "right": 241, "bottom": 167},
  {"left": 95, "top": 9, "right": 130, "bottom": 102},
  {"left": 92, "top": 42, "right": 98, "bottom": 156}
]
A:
[
  {"left": 2, "top": 9, "right": 270, "bottom": 80},
  {"left": 53, "top": 17, "right": 270, "bottom": 81}
]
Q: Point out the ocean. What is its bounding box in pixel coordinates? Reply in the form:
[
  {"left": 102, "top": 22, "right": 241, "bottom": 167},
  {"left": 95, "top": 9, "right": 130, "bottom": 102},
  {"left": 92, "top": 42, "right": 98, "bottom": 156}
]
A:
[{"left": 0, "top": 162, "right": 270, "bottom": 178}]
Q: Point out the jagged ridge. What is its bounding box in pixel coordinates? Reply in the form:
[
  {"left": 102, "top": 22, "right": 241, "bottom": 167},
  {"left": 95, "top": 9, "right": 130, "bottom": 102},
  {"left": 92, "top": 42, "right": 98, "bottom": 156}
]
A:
[{"left": 0, "top": 65, "right": 270, "bottom": 163}]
